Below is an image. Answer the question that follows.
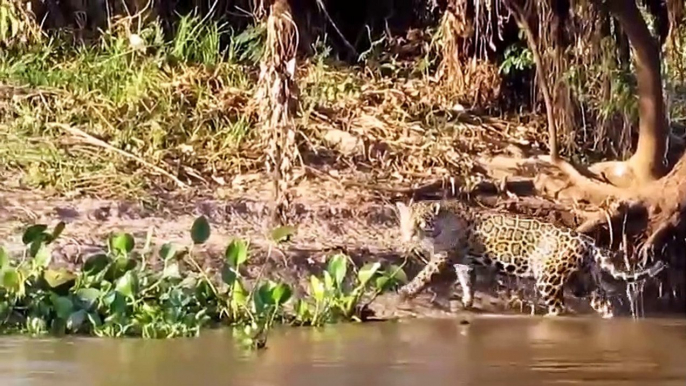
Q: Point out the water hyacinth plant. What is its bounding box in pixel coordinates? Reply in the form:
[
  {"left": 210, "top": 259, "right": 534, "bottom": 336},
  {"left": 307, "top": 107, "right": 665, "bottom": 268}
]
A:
[{"left": 0, "top": 216, "right": 407, "bottom": 349}]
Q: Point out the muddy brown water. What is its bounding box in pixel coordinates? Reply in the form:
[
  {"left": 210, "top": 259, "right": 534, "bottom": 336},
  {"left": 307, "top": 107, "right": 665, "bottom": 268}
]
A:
[{"left": 0, "top": 316, "right": 683, "bottom": 386}]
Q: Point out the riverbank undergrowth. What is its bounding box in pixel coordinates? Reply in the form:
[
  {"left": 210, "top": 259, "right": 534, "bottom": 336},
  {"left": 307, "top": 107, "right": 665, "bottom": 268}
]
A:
[
  {"left": 0, "top": 13, "right": 547, "bottom": 199},
  {"left": 4, "top": 11, "right": 686, "bottom": 202},
  {"left": 0, "top": 217, "right": 407, "bottom": 349}
]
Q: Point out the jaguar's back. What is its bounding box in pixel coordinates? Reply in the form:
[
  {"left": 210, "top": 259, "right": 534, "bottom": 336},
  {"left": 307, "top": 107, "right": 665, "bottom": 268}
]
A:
[
  {"left": 466, "top": 212, "right": 594, "bottom": 276},
  {"left": 397, "top": 200, "right": 586, "bottom": 274}
]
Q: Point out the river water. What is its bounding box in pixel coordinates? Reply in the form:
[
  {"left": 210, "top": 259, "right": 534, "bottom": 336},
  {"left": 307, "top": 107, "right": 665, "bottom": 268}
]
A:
[{"left": 0, "top": 315, "right": 683, "bottom": 386}]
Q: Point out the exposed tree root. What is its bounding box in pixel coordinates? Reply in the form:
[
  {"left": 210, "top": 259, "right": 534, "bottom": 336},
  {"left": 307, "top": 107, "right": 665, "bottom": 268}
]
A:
[
  {"left": 532, "top": 156, "right": 627, "bottom": 204},
  {"left": 475, "top": 148, "right": 686, "bottom": 271},
  {"left": 552, "top": 153, "right": 686, "bottom": 270}
]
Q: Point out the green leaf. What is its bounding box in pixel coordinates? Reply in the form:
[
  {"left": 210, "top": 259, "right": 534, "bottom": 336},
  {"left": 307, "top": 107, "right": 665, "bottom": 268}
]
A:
[
  {"left": 103, "top": 291, "right": 127, "bottom": 315},
  {"left": 75, "top": 288, "right": 101, "bottom": 310},
  {"left": 357, "top": 262, "right": 381, "bottom": 286},
  {"left": 159, "top": 243, "right": 177, "bottom": 261},
  {"left": 103, "top": 291, "right": 126, "bottom": 314},
  {"left": 221, "top": 265, "right": 237, "bottom": 285},
  {"left": 386, "top": 264, "right": 408, "bottom": 284},
  {"left": 48, "top": 221, "right": 66, "bottom": 244},
  {"left": 22, "top": 224, "right": 48, "bottom": 245},
  {"left": 323, "top": 271, "right": 335, "bottom": 291},
  {"left": 295, "top": 299, "right": 311, "bottom": 319},
  {"left": 257, "top": 281, "right": 277, "bottom": 306},
  {"left": 108, "top": 232, "right": 135, "bottom": 255},
  {"left": 271, "top": 283, "right": 292, "bottom": 305},
  {"left": 66, "top": 310, "right": 87, "bottom": 331},
  {"left": 33, "top": 245, "right": 52, "bottom": 268},
  {"left": 326, "top": 254, "right": 348, "bottom": 287},
  {"left": 309, "top": 275, "right": 325, "bottom": 302},
  {"left": 195, "top": 278, "right": 214, "bottom": 301},
  {"left": 115, "top": 271, "right": 138, "bottom": 298},
  {"left": 105, "top": 257, "right": 137, "bottom": 282},
  {"left": 83, "top": 254, "right": 111, "bottom": 276},
  {"left": 190, "top": 216, "right": 211, "bottom": 244},
  {"left": 231, "top": 280, "right": 249, "bottom": 306},
  {"left": 43, "top": 269, "right": 77, "bottom": 289},
  {"left": 225, "top": 239, "right": 248, "bottom": 268},
  {"left": 374, "top": 275, "right": 390, "bottom": 290},
  {"left": 0, "top": 247, "right": 9, "bottom": 270},
  {"left": 253, "top": 287, "right": 268, "bottom": 313},
  {"left": 0, "top": 268, "right": 24, "bottom": 295},
  {"left": 28, "top": 239, "right": 43, "bottom": 258},
  {"left": 51, "top": 296, "right": 74, "bottom": 320},
  {"left": 270, "top": 225, "right": 296, "bottom": 243}
]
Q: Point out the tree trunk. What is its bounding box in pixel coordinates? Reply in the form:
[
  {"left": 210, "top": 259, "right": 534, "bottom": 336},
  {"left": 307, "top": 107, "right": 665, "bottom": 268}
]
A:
[{"left": 606, "top": 0, "right": 668, "bottom": 183}]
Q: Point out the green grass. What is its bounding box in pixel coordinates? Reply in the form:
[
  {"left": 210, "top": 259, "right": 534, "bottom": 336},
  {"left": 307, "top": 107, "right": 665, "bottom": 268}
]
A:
[
  {"left": 0, "top": 14, "right": 261, "bottom": 196},
  {"left": 0, "top": 217, "right": 407, "bottom": 348},
  {"left": 0, "top": 12, "right": 374, "bottom": 197}
]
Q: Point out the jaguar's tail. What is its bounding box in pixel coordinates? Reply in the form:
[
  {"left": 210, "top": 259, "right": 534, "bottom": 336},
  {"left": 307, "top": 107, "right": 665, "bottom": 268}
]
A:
[{"left": 593, "top": 247, "right": 667, "bottom": 283}]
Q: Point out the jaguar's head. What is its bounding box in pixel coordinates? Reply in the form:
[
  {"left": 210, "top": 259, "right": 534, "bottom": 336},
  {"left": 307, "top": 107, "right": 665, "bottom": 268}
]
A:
[{"left": 395, "top": 201, "right": 441, "bottom": 245}]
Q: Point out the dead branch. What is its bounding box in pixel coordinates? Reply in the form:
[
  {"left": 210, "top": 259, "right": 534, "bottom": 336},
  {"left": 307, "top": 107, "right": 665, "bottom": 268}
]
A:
[
  {"left": 502, "top": 0, "right": 558, "bottom": 162},
  {"left": 47, "top": 122, "right": 188, "bottom": 189}
]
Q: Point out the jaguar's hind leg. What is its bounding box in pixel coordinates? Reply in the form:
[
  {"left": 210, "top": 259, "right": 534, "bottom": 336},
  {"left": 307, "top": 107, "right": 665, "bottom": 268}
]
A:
[
  {"left": 453, "top": 263, "right": 476, "bottom": 309},
  {"left": 583, "top": 259, "right": 615, "bottom": 318},
  {"left": 528, "top": 237, "right": 567, "bottom": 317},
  {"left": 589, "top": 290, "right": 614, "bottom": 318},
  {"left": 534, "top": 271, "right": 567, "bottom": 317}
]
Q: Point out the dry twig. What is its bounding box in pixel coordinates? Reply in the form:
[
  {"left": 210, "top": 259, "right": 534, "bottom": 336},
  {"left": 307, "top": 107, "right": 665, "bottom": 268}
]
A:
[{"left": 47, "top": 122, "right": 188, "bottom": 189}]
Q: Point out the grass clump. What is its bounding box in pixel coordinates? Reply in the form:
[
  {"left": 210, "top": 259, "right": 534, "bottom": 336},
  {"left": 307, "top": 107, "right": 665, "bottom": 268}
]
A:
[
  {"left": 0, "top": 15, "right": 264, "bottom": 196},
  {"left": 0, "top": 217, "right": 406, "bottom": 349}
]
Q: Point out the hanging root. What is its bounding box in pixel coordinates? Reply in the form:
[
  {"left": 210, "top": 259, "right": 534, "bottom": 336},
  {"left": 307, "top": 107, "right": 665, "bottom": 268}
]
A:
[
  {"left": 436, "top": 0, "right": 470, "bottom": 91},
  {"left": 434, "top": 0, "right": 502, "bottom": 108},
  {"left": 255, "top": 0, "right": 301, "bottom": 226}
]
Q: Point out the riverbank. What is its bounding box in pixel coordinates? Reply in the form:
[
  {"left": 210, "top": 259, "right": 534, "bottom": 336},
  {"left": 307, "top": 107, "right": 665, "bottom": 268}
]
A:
[{"left": 1, "top": 177, "right": 674, "bottom": 328}]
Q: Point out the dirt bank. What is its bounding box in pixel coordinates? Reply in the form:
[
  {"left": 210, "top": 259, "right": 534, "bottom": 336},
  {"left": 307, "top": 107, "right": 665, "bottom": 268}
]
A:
[{"left": 0, "top": 172, "right": 676, "bottom": 321}]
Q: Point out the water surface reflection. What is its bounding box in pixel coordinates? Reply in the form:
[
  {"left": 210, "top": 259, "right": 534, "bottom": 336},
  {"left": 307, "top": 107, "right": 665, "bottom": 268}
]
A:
[{"left": 0, "top": 315, "right": 683, "bottom": 386}]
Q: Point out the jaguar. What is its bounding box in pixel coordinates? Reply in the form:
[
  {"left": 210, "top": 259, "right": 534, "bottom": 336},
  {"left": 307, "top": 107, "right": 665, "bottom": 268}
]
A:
[{"left": 395, "top": 200, "right": 667, "bottom": 318}]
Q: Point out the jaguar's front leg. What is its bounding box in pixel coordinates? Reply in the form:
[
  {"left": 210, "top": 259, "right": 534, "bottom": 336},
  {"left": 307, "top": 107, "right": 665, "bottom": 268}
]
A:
[
  {"left": 398, "top": 246, "right": 451, "bottom": 300},
  {"left": 453, "top": 263, "right": 476, "bottom": 309}
]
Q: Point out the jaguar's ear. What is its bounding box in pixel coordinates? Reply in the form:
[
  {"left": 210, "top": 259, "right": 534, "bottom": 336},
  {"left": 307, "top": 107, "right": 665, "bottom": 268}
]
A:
[
  {"left": 396, "top": 201, "right": 415, "bottom": 242},
  {"left": 431, "top": 202, "right": 441, "bottom": 215},
  {"left": 395, "top": 201, "right": 411, "bottom": 219}
]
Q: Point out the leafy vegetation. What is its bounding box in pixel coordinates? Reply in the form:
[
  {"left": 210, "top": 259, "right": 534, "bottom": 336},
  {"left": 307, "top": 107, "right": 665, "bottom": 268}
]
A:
[{"left": 0, "top": 217, "right": 407, "bottom": 349}]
